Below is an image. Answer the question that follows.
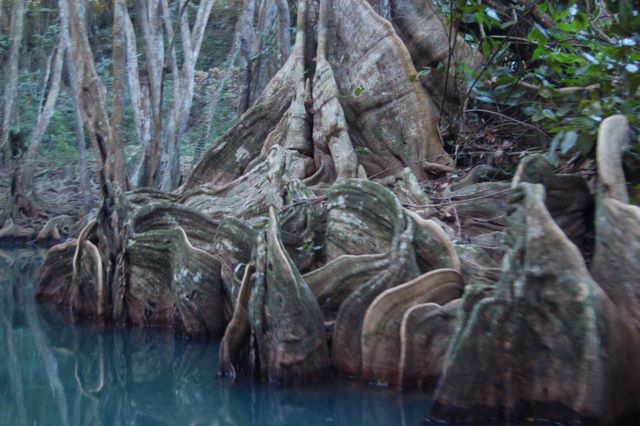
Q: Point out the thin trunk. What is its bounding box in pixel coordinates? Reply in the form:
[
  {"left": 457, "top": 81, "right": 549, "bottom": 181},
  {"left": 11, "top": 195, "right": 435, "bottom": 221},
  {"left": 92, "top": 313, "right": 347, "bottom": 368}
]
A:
[
  {"left": 120, "top": 3, "right": 152, "bottom": 187},
  {"left": 21, "top": 34, "right": 66, "bottom": 200},
  {"left": 275, "top": 0, "right": 291, "bottom": 65},
  {"left": 0, "top": 0, "right": 4, "bottom": 33},
  {"left": 38, "top": 49, "right": 55, "bottom": 115},
  {"left": 137, "top": 0, "right": 165, "bottom": 188},
  {"left": 60, "top": 0, "right": 119, "bottom": 186},
  {"left": 237, "top": 0, "right": 258, "bottom": 115},
  {"left": 111, "top": 0, "right": 129, "bottom": 189},
  {"left": 0, "top": 0, "right": 26, "bottom": 161},
  {"left": 159, "top": 0, "right": 215, "bottom": 191},
  {"left": 195, "top": 52, "right": 239, "bottom": 162},
  {"left": 75, "top": 107, "right": 91, "bottom": 213},
  {"left": 195, "top": 5, "right": 245, "bottom": 162},
  {"left": 62, "top": 17, "right": 92, "bottom": 212},
  {"left": 248, "top": 0, "right": 278, "bottom": 107}
]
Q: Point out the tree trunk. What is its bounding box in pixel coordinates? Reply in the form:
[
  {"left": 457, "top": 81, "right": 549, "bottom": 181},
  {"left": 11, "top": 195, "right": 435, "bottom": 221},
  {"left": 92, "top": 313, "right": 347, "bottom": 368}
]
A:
[
  {"left": 0, "top": 0, "right": 4, "bottom": 33},
  {"left": 119, "top": 1, "right": 152, "bottom": 186},
  {"left": 62, "top": 19, "right": 92, "bottom": 213},
  {"left": 20, "top": 33, "right": 66, "bottom": 203},
  {"left": 195, "top": 19, "right": 242, "bottom": 162},
  {"left": 247, "top": 0, "right": 279, "bottom": 105},
  {"left": 111, "top": 0, "right": 129, "bottom": 189},
  {"left": 275, "top": 0, "right": 291, "bottom": 64},
  {"left": 237, "top": 0, "right": 257, "bottom": 114},
  {"left": 158, "top": 0, "right": 216, "bottom": 191},
  {"left": 61, "top": 0, "right": 128, "bottom": 189},
  {"left": 136, "top": 0, "right": 165, "bottom": 188},
  {"left": 0, "top": 0, "right": 26, "bottom": 162}
]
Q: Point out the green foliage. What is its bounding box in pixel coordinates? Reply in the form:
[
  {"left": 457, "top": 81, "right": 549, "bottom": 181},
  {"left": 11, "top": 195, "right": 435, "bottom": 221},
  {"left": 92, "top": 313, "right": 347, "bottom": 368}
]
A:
[{"left": 453, "top": 0, "right": 640, "bottom": 161}]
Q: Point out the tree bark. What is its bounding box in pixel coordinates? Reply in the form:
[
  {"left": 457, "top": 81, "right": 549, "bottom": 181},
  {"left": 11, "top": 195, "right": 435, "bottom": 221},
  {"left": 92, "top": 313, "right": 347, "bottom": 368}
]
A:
[
  {"left": 61, "top": 0, "right": 126, "bottom": 189},
  {"left": 0, "top": 0, "right": 26, "bottom": 162},
  {"left": 119, "top": 2, "right": 152, "bottom": 186},
  {"left": 247, "top": 0, "right": 279, "bottom": 108},
  {"left": 136, "top": 0, "right": 165, "bottom": 188},
  {"left": 159, "top": 0, "right": 216, "bottom": 191},
  {"left": 111, "top": 0, "right": 129, "bottom": 189},
  {"left": 237, "top": 0, "right": 258, "bottom": 114},
  {"left": 274, "top": 0, "right": 291, "bottom": 65},
  {"left": 61, "top": 16, "right": 92, "bottom": 212},
  {"left": 0, "top": 0, "right": 4, "bottom": 34}
]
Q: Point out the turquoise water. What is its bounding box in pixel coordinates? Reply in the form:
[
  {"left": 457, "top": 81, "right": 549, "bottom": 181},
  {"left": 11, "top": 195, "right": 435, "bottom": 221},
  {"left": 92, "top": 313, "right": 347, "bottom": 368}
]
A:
[{"left": 0, "top": 246, "right": 430, "bottom": 426}]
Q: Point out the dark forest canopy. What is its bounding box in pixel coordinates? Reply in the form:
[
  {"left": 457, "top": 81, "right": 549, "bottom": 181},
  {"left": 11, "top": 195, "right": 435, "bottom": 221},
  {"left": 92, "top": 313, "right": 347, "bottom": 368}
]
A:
[{"left": 1, "top": 0, "right": 640, "bottom": 424}]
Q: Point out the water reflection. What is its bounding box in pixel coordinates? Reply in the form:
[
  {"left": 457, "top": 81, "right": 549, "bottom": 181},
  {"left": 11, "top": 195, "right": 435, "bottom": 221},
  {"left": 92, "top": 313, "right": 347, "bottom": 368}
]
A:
[{"left": 0, "top": 246, "right": 429, "bottom": 426}]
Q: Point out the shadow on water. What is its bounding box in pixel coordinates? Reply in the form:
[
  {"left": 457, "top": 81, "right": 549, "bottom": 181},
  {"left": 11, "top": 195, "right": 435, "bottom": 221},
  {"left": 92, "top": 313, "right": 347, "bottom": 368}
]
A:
[{"left": 0, "top": 246, "right": 430, "bottom": 426}]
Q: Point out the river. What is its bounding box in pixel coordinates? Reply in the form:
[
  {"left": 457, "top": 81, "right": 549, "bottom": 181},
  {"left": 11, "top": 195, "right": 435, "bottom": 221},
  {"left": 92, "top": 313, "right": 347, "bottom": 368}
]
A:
[{"left": 0, "top": 245, "right": 430, "bottom": 426}]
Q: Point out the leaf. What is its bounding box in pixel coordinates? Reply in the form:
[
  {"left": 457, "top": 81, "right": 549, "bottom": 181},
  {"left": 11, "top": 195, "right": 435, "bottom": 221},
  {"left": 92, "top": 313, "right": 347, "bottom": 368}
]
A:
[
  {"left": 354, "top": 85, "right": 364, "bottom": 97},
  {"left": 410, "top": 68, "right": 432, "bottom": 82},
  {"left": 560, "top": 131, "right": 578, "bottom": 154},
  {"left": 528, "top": 24, "right": 549, "bottom": 45},
  {"left": 542, "top": 108, "right": 556, "bottom": 120},
  {"left": 355, "top": 147, "right": 371, "bottom": 155},
  {"left": 576, "top": 133, "right": 595, "bottom": 155},
  {"left": 296, "top": 241, "right": 313, "bottom": 251},
  {"left": 485, "top": 8, "right": 500, "bottom": 21}
]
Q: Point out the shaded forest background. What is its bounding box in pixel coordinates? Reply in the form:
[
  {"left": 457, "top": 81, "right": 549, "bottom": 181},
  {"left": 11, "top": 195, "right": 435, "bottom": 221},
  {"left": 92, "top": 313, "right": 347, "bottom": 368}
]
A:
[{"left": 0, "top": 0, "right": 638, "bottom": 229}]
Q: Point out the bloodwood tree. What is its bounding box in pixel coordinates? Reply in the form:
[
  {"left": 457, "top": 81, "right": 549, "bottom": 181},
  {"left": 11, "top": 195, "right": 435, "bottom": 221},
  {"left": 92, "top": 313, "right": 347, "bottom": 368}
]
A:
[{"left": 34, "top": 0, "right": 640, "bottom": 423}]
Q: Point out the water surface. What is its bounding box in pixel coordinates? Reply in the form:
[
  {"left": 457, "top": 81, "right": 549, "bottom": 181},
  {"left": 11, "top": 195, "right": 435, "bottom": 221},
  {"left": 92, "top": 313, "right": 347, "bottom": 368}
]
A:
[{"left": 0, "top": 245, "right": 430, "bottom": 426}]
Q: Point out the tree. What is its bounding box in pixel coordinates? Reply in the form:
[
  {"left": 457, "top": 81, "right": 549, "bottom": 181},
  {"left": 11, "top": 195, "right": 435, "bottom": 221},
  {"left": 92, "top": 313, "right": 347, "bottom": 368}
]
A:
[
  {"left": 37, "top": 0, "right": 455, "bottom": 368},
  {"left": 61, "top": 3, "right": 92, "bottom": 212},
  {"left": 0, "top": 0, "right": 26, "bottom": 161},
  {"left": 59, "top": 0, "right": 123, "bottom": 187},
  {"left": 18, "top": 32, "right": 66, "bottom": 207},
  {"left": 34, "top": 0, "right": 640, "bottom": 423},
  {"left": 125, "top": 0, "right": 215, "bottom": 191}
]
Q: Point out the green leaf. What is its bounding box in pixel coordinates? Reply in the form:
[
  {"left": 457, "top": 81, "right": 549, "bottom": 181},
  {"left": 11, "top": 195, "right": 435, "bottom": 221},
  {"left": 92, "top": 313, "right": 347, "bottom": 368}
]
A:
[
  {"left": 354, "top": 85, "right": 364, "bottom": 97},
  {"left": 576, "top": 133, "right": 595, "bottom": 155},
  {"left": 542, "top": 108, "right": 557, "bottom": 120},
  {"left": 481, "top": 39, "right": 492, "bottom": 58},
  {"left": 296, "top": 241, "right": 313, "bottom": 251},
  {"left": 528, "top": 24, "right": 549, "bottom": 45},
  {"left": 560, "top": 131, "right": 578, "bottom": 154}
]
